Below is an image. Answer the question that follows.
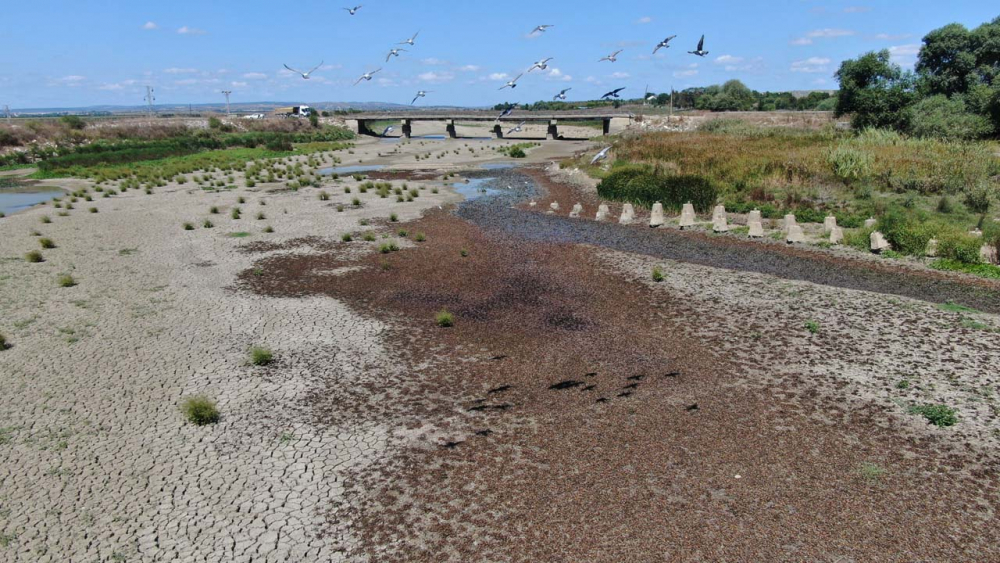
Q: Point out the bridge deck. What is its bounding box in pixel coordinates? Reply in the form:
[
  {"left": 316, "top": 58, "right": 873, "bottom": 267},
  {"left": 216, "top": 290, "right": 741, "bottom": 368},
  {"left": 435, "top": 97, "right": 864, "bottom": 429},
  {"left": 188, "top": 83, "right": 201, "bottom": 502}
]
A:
[{"left": 353, "top": 113, "right": 629, "bottom": 122}]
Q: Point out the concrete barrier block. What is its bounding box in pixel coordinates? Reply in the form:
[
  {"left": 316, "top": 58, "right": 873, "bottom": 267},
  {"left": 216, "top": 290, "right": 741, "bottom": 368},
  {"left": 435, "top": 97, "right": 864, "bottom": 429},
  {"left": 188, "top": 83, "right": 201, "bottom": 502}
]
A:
[
  {"left": 982, "top": 244, "right": 998, "bottom": 264},
  {"left": 596, "top": 204, "right": 610, "bottom": 221},
  {"left": 787, "top": 225, "right": 805, "bottom": 244},
  {"left": 619, "top": 203, "right": 635, "bottom": 225},
  {"left": 864, "top": 217, "right": 877, "bottom": 229},
  {"left": 680, "top": 203, "right": 696, "bottom": 229},
  {"left": 548, "top": 201, "right": 560, "bottom": 214},
  {"left": 712, "top": 216, "right": 729, "bottom": 233},
  {"left": 712, "top": 205, "right": 726, "bottom": 223},
  {"left": 830, "top": 226, "right": 843, "bottom": 245},
  {"left": 824, "top": 216, "right": 837, "bottom": 234},
  {"left": 926, "top": 238, "right": 938, "bottom": 257},
  {"left": 870, "top": 231, "right": 891, "bottom": 252},
  {"left": 650, "top": 202, "right": 665, "bottom": 228},
  {"left": 748, "top": 209, "right": 762, "bottom": 224},
  {"left": 569, "top": 203, "right": 583, "bottom": 218},
  {"left": 783, "top": 214, "right": 798, "bottom": 232},
  {"left": 748, "top": 221, "right": 764, "bottom": 238}
]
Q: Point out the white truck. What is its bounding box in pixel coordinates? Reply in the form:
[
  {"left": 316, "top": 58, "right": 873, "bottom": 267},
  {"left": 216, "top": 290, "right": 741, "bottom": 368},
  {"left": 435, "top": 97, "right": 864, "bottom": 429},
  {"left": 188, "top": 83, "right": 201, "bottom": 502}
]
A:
[{"left": 273, "top": 105, "right": 312, "bottom": 118}]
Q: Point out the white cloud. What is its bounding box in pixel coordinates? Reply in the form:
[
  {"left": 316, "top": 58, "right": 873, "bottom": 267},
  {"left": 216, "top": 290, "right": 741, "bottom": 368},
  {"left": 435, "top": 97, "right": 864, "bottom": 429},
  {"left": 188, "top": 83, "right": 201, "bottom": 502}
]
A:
[
  {"left": 636, "top": 16, "right": 652, "bottom": 24},
  {"left": 792, "top": 28, "right": 855, "bottom": 45},
  {"left": 790, "top": 57, "right": 832, "bottom": 73},
  {"left": 243, "top": 72, "right": 267, "bottom": 80},
  {"left": 142, "top": 21, "right": 158, "bottom": 30},
  {"left": 611, "top": 72, "right": 630, "bottom": 79},
  {"left": 60, "top": 75, "right": 86, "bottom": 82},
  {"left": 421, "top": 58, "right": 447, "bottom": 66},
  {"left": 488, "top": 72, "right": 509, "bottom": 81},
  {"left": 714, "top": 55, "right": 744, "bottom": 65},
  {"left": 177, "top": 26, "right": 206, "bottom": 35},
  {"left": 874, "top": 33, "right": 912, "bottom": 41},
  {"left": 458, "top": 65, "right": 480, "bottom": 72},
  {"left": 98, "top": 83, "right": 124, "bottom": 91},
  {"left": 673, "top": 69, "right": 698, "bottom": 77},
  {"left": 812, "top": 78, "right": 830, "bottom": 85},
  {"left": 546, "top": 68, "right": 572, "bottom": 81},
  {"left": 418, "top": 71, "right": 454, "bottom": 83},
  {"left": 164, "top": 68, "right": 198, "bottom": 74},
  {"left": 230, "top": 81, "right": 248, "bottom": 88},
  {"left": 889, "top": 44, "right": 921, "bottom": 66}
]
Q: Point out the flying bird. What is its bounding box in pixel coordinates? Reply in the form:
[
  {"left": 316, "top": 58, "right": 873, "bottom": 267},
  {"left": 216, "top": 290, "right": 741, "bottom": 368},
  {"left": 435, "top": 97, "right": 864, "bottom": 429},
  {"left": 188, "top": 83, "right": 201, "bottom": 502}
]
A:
[
  {"left": 591, "top": 147, "right": 611, "bottom": 165},
  {"left": 528, "top": 57, "right": 554, "bottom": 72},
  {"left": 507, "top": 121, "right": 526, "bottom": 135},
  {"left": 498, "top": 73, "right": 523, "bottom": 90},
  {"left": 689, "top": 35, "right": 709, "bottom": 57},
  {"left": 653, "top": 35, "right": 677, "bottom": 55},
  {"left": 601, "top": 87, "right": 626, "bottom": 99},
  {"left": 496, "top": 106, "right": 516, "bottom": 121},
  {"left": 283, "top": 62, "right": 323, "bottom": 80},
  {"left": 553, "top": 87, "right": 572, "bottom": 101},
  {"left": 353, "top": 68, "right": 381, "bottom": 85},
  {"left": 399, "top": 31, "right": 419, "bottom": 46},
  {"left": 386, "top": 48, "right": 407, "bottom": 62},
  {"left": 344, "top": 5, "right": 362, "bottom": 15},
  {"left": 531, "top": 25, "right": 554, "bottom": 34},
  {"left": 599, "top": 49, "right": 623, "bottom": 63},
  {"left": 381, "top": 125, "right": 394, "bottom": 137},
  {"left": 411, "top": 90, "right": 431, "bottom": 105}
]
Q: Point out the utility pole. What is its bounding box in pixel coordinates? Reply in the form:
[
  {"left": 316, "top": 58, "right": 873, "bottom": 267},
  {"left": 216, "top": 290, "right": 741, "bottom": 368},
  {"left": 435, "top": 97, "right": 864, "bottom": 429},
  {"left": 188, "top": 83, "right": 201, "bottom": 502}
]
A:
[
  {"left": 3, "top": 105, "right": 10, "bottom": 123},
  {"left": 144, "top": 86, "right": 155, "bottom": 118},
  {"left": 669, "top": 86, "right": 674, "bottom": 124},
  {"left": 221, "top": 90, "right": 232, "bottom": 118}
]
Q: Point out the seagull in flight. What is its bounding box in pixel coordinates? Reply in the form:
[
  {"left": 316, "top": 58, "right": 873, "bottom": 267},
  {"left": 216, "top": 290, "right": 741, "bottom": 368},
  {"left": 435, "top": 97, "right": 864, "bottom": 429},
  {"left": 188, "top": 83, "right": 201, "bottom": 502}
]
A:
[
  {"left": 528, "top": 58, "right": 554, "bottom": 72},
  {"left": 498, "top": 73, "right": 523, "bottom": 90},
  {"left": 353, "top": 68, "right": 381, "bottom": 85},
  {"left": 601, "top": 87, "right": 626, "bottom": 99},
  {"left": 531, "top": 25, "right": 554, "bottom": 34},
  {"left": 386, "top": 48, "right": 407, "bottom": 62},
  {"left": 688, "top": 35, "right": 709, "bottom": 57},
  {"left": 283, "top": 62, "right": 323, "bottom": 80},
  {"left": 399, "top": 31, "right": 419, "bottom": 46},
  {"left": 496, "top": 106, "right": 516, "bottom": 121},
  {"left": 411, "top": 90, "right": 431, "bottom": 105},
  {"left": 381, "top": 125, "right": 394, "bottom": 137},
  {"left": 507, "top": 121, "right": 526, "bottom": 135},
  {"left": 553, "top": 87, "right": 572, "bottom": 101},
  {"left": 344, "top": 5, "right": 362, "bottom": 15},
  {"left": 653, "top": 35, "right": 677, "bottom": 55},
  {"left": 599, "top": 49, "right": 623, "bottom": 63},
  {"left": 591, "top": 147, "right": 611, "bottom": 165}
]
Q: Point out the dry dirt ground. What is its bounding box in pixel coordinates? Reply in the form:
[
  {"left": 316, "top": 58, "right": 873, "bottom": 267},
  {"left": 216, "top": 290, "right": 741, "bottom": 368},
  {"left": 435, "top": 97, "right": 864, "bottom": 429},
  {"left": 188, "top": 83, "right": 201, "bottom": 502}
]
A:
[{"left": 1, "top": 134, "right": 999, "bottom": 562}]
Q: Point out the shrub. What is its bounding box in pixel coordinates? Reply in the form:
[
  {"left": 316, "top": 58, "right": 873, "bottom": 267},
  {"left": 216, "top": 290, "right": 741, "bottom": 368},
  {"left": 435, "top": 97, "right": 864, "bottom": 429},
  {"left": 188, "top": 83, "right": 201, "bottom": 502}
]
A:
[
  {"left": 436, "top": 309, "right": 454, "bottom": 327},
  {"left": 25, "top": 250, "right": 43, "bottom": 263},
  {"left": 231, "top": 208, "right": 241, "bottom": 219},
  {"left": 249, "top": 346, "right": 273, "bottom": 366},
  {"left": 88, "top": 207, "right": 98, "bottom": 214},
  {"left": 210, "top": 206, "right": 219, "bottom": 214},
  {"left": 182, "top": 395, "right": 220, "bottom": 426},
  {"left": 937, "top": 231, "right": 982, "bottom": 264},
  {"left": 0, "top": 333, "right": 7, "bottom": 350},
  {"left": 390, "top": 213, "right": 398, "bottom": 222},
  {"left": 352, "top": 197, "right": 361, "bottom": 206},
  {"left": 57, "top": 274, "right": 76, "bottom": 287},
  {"left": 415, "top": 233, "right": 426, "bottom": 242},
  {"left": 828, "top": 144, "right": 873, "bottom": 186},
  {"left": 509, "top": 147, "right": 526, "bottom": 158},
  {"left": 60, "top": 115, "right": 87, "bottom": 130},
  {"left": 599, "top": 167, "right": 718, "bottom": 213},
  {"left": 39, "top": 238, "right": 55, "bottom": 249},
  {"left": 319, "top": 191, "right": 329, "bottom": 201},
  {"left": 652, "top": 266, "right": 664, "bottom": 282},
  {"left": 41, "top": 216, "right": 51, "bottom": 224},
  {"left": 363, "top": 233, "right": 376, "bottom": 242},
  {"left": 203, "top": 219, "right": 214, "bottom": 228},
  {"left": 263, "top": 225, "right": 274, "bottom": 233},
  {"left": 908, "top": 404, "right": 957, "bottom": 427},
  {"left": 908, "top": 95, "right": 993, "bottom": 140},
  {"left": 397, "top": 229, "right": 408, "bottom": 237},
  {"left": 256, "top": 212, "right": 266, "bottom": 220},
  {"left": 341, "top": 233, "right": 353, "bottom": 242},
  {"left": 805, "top": 320, "right": 820, "bottom": 334},
  {"left": 183, "top": 222, "right": 195, "bottom": 230},
  {"left": 876, "top": 210, "right": 934, "bottom": 256}
]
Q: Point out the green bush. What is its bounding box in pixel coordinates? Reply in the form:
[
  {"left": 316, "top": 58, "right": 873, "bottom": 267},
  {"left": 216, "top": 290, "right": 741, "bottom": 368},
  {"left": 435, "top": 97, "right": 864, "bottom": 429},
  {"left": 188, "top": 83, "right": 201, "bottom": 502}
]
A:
[
  {"left": 908, "top": 95, "right": 994, "bottom": 140},
  {"left": 828, "top": 144, "right": 873, "bottom": 186},
  {"left": 39, "top": 237, "right": 55, "bottom": 249},
  {"left": 181, "top": 395, "right": 220, "bottom": 426},
  {"left": 937, "top": 231, "right": 982, "bottom": 264},
  {"left": 60, "top": 115, "right": 87, "bottom": 130},
  {"left": 249, "top": 346, "right": 273, "bottom": 366},
  {"left": 436, "top": 309, "right": 454, "bottom": 327},
  {"left": 0, "top": 332, "right": 7, "bottom": 350},
  {"left": 651, "top": 266, "right": 664, "bottom": 282},
  {"left": 599, "top": 168, "right": 718, "bottom": 213},
  {"left": 877, "top": 210, "right": 934, "bottom": 256},
  {"left": 508, "top": 147, "right": 526, "bottom": 158},
  {"left": 25, "top": 250, "right": 43, "bottom": 263},
  {"left": 908, "top": 404, "right": 957, "bottom": 427},
  {"left": 57, "top": 274, "right": 76, "bottom": 287}
]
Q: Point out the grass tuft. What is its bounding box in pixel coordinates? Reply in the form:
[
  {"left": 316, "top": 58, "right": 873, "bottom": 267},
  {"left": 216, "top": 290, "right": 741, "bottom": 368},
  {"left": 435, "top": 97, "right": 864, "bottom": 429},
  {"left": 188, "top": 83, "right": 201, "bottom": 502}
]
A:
[
  {"left": 25, "top": 250, "right": 44, "bottom": 263},
  {"left": 249, "top": 346, "right": 273, "bottom": 366},
  {"left": 436, "top": 309, "right": 455, "bottom": 327},
  {"left": 908, "top": 404, "right": 958, "bottom": 427},
  {"left": 57, "top": 274, "right": 76, "bottom": 287},
  {"left": 39, "top": 238, "right": 56, "bottom": 249},
  {"left": 652, "top": 266, "right": 664, "bottom": 282},
  {"left": 181, "top": 395, "right": 220, "bottom": 426}
]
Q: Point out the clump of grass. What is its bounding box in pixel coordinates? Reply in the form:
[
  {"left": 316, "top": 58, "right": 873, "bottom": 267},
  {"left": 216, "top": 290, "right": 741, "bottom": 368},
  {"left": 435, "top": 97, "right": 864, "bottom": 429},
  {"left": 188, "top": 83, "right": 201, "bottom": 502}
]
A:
[
  {"left": 41, "top": 215, "right": 52, "bottom": 224},
  {"left": 804, "top": 320, "right": 820, "bottom": 334},
  {"left": 0, "top": 333, "right": 8, "bottom": 351},
  {"left": 210, "top": 206, "right": 219, "bottom": 214},
  {"left": 390, "top": 213, "right": 399, "bottom": 222},
  {"left": 39, "top": 237, "right": 56, "bottom": 249},
  {"left": 183, "top": 222, "right": 195, "bottom": 231},
  {"left": 858, "top": 462, "right": 887, "bottom": 482},
  {"left": 249, "top": 346, "right": 274, "bottom": 366},
  {"left": 359, "top": 218, "right": 370, "bottom": 226},
  {"left": 436, "top": 309, "right": 455, "bottom": 327},
  {"left": 256, "top": 211, "right": 266, "bottom": 220},
  {"left": 263, "top": 225, "right": 274, "bottom": 233},
  {"left": 363, "top": 233, "right": 376, "bottom": 242},
  {"left": 460, "top": 248, "right": 469, "bottom": 257},
  {"left": 342, "top": 233, "right": 353, "bottom": 242},
  {"left": 25, "top": 250, "right": 43, "bottom": 263},
  {"left": 238, "top": 196, "right": 246, "bottom": 204},
  {"left": 908, "top": 404, "right": 958, "bottom": 427},
  {"left": 337, "top": 204, "right": 344, "bottom": 212},
  {"left": 415, "top": 233, "right": 426, "bottom": 242},
  {"left": 352, "top": 197, "right": 361, "bottom": 206},
  {"left": 937, "top": 301, "right": 979, "bottom": 314},
  {"left": 319, "top": 191, "right": 330, "bottom": 201},
  {"left": 231, "top": 208, "right": 241, "bottom": 219},
  {"left": 397, "top": 229, "right": 408, "bottom": 237},
  {"left": 88, "top": 207, "right": 98, "bottom": 214},
  {"left": 57, "top": 274, "right": 76, "bottom": 287},
  {"left": 203, "top": 219, "right": 214, "bottom": 228},
  {"left": 181, "top": 395, "right": 220, "bottom": 426},
  {"left": 896, "top": 379, "right": 910, "bottom": 389},
  {"left": 652, "top": 266, "right": 664, "bottom": 282}
]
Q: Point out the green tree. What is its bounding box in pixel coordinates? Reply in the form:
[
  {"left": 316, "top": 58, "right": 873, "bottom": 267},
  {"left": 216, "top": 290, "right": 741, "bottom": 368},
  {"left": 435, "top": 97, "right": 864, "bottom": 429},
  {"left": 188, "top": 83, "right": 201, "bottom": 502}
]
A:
[
  {"left": 59, "top": 115, "right": 86, "bottom": 130},
  {"left": 835, "top": 49, "right": 917, "bottom": 130},
  {"left": 917, "top": 23, "right": 978, "bottom": 96},
  {"left": 908, "top": 95, "right": 993, "bottom": 139}
]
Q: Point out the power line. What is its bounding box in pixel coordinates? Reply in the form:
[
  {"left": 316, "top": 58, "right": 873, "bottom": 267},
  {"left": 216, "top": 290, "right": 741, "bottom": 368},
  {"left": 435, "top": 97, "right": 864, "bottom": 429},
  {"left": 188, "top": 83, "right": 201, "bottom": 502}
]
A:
[
  {"left": 221, "top": 90, "right": 232, "bottom": 117},
  {"left": 144, "top": 86, "right": 155, "bottom": 118}
]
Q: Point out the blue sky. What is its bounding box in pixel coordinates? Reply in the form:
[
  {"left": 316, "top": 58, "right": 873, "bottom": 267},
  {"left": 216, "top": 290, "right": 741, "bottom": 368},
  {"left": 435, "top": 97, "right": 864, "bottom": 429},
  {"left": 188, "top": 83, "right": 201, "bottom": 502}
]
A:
[{"left": 1, "top": 0, "right": 997, "bottom": 109}]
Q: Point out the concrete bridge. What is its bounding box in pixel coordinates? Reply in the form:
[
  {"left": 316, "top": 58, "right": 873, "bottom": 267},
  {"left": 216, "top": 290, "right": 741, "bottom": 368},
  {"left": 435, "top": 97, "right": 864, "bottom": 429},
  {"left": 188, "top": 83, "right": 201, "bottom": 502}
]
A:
[{"left": 347, "top": 112, "right": 631, "bottom": 140}]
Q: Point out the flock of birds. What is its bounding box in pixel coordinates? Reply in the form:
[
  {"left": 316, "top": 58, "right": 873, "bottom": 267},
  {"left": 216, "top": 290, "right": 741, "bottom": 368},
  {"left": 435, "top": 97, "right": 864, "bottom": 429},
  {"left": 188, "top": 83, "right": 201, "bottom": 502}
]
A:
[{"left": 281, "top": 7, "right": 711, "bottom": 111}]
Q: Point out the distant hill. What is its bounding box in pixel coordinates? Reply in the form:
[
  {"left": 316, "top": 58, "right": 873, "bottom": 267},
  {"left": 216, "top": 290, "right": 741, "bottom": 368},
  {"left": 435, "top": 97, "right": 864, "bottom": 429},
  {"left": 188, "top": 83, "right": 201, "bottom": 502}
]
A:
[{"left": 9, "top": 101, "right": 479, "bottom": 115}]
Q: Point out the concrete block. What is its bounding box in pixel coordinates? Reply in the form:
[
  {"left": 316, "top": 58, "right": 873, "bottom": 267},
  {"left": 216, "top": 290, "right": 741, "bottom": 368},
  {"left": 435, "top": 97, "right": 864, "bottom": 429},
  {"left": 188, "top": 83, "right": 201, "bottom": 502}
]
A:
[
  {"left": 596, "top": 204, "right": 610, "bottom": 221},
  {"left": 783, "top": 214, "right": 798, "bottom": 232},
  {"left": 786, "top": 225, "right": 805, "bottom": 244},
  {"left": 748, "top": 221, "right": 764, "bottom": 238},
  {"left": 548, "top": 201, "right": 560, "bottom": 214},
  {"left": 982, "top": 244, "right": 998, "bottom": 264},
  {"left": 680, "top": 203, "right": 696, "bottom": 229},
  {"left": 824, "top": 216, "right": 837, "bottom": 234},
  {"left": 926, "top": 238, "right": 938, "bottom": 257},
  {"left": 619, "top": 203, "right": 635, "bottom": 224},
  {"left": 712, "top": 205, "right": 726, "bottom": 223},
  {"left": 830, "top": 226, "right": 843, "bottom": 245},
  {"left": 712, "top": 216, "right": 729, "bottom": 233},
  {"left": 970, "top": 229, "right": 983, "bottom": 238},
  {"left": 748, "top": 209, "right": 762, "bottom": 224},
  {"left": 870, "top": 231, "right": 891, "bottom": 252},
  {"left": 650, "top": 202, "right": 665, "bottom": 228},
  {"left": 569, "top": 203, "right": 583, "bottom": 218},
  {"left": 864, "top": 217, "right": 877, "bottom": 229}
]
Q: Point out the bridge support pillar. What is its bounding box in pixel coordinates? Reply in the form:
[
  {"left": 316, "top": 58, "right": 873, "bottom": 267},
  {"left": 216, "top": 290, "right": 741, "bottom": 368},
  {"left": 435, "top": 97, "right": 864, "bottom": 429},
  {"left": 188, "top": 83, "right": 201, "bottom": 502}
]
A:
[
  {"left": 401, "top": 119, "right": 412, "bottom": 139},
  {"left": 446, "top": 119, "right": 458, "bottom": 139},
  {"left": 492, "top": 124, "right": 505, "bottom": 139},
  {"left": 547, "top": 120, "right": 559, "bottom": 140},
  {"left": 602, "top": 118, "right": 611, "bottom": 136}
]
